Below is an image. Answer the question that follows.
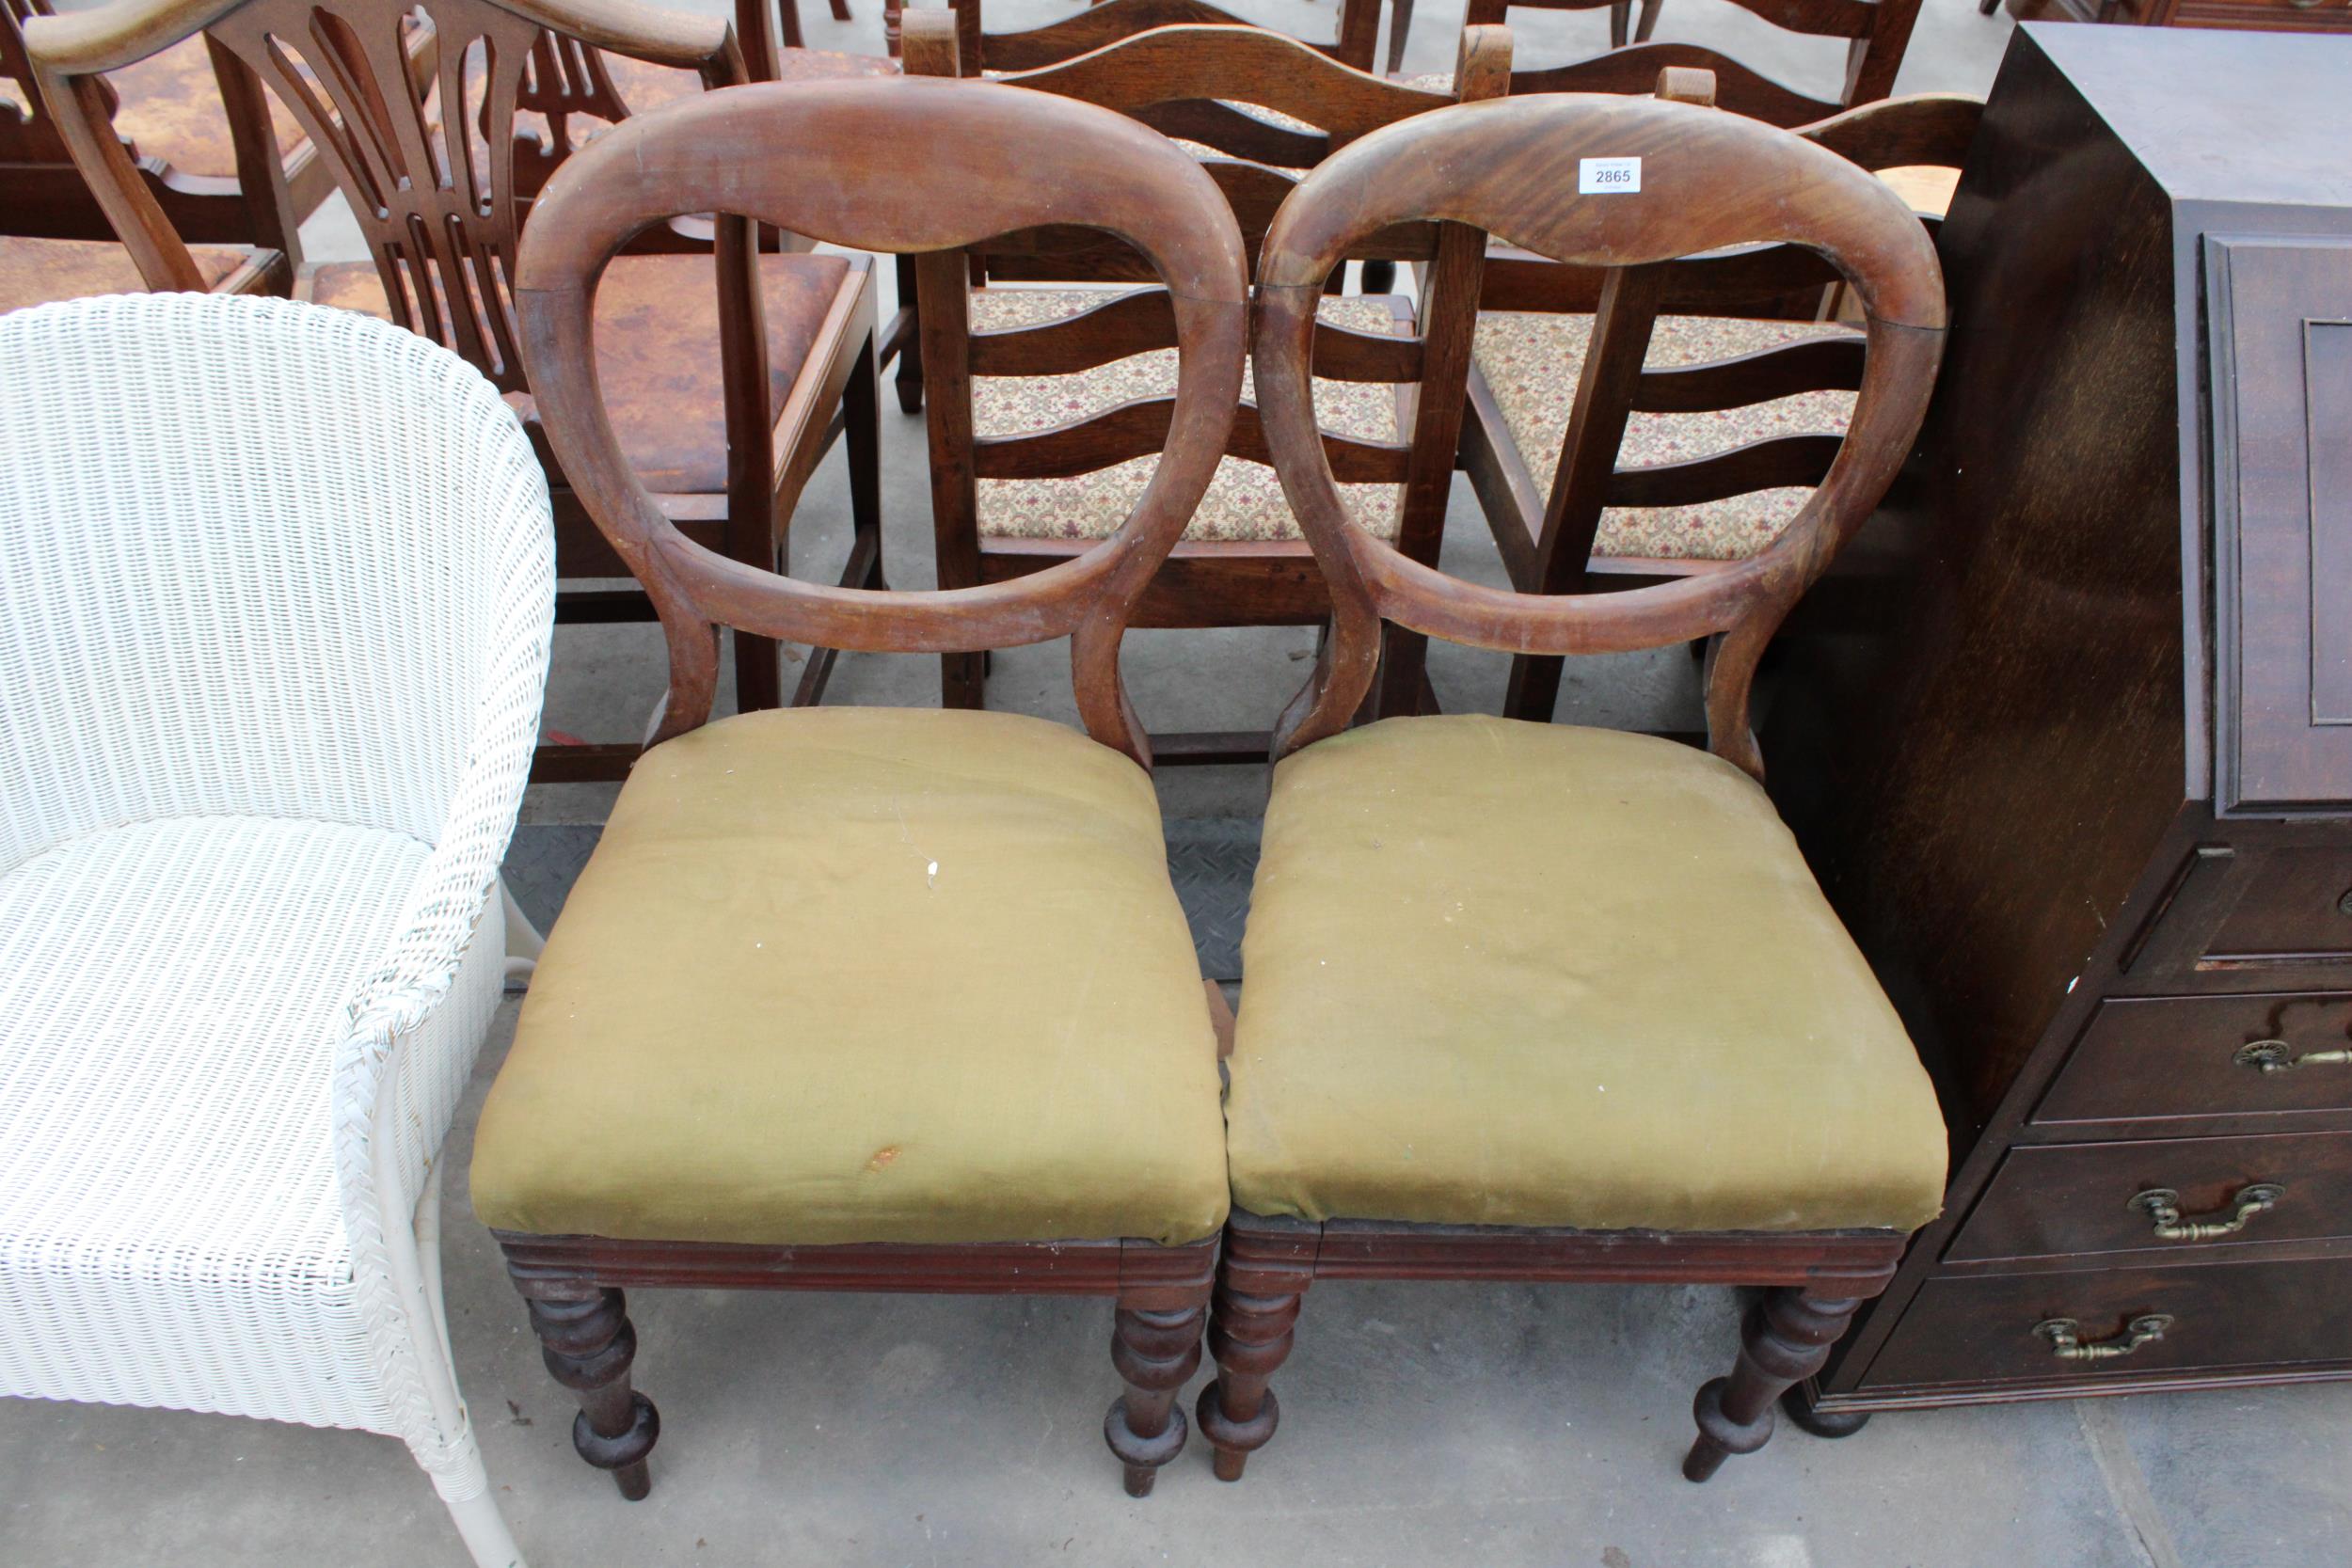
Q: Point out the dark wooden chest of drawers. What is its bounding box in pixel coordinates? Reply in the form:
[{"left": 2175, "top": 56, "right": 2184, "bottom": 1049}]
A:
[{"left": 1763, "top": 25, "right": 2352, "bottom": 1420}]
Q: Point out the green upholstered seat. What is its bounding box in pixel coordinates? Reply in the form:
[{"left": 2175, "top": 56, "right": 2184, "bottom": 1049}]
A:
[
  {"left": 1225, "top": 715, "right": 1947, "bottom": 1235},
  {"left": 471, "top": 707, "right": 1230, "bottom": 1248}
]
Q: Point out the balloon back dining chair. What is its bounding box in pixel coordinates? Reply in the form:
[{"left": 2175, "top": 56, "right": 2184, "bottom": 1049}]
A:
[
  {"left": 1209, "top": 87, "right": 1951, "bottom": 1483},
  {"left": 468, "top": 72, "right": 1248, "bottom": 1503}
]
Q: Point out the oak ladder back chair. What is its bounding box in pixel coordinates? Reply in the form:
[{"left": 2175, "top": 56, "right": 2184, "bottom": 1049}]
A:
[
  {"left": 877, "top": 0, "right": 1383, "bottom": 415},
  {"left": 472, "top": 73, "right": 1249, "bottom": 1500},
  {"left": 1459, "top": 0, "right": 1923, "bottom": 117},
  {"left": 0, "top": 291, "right": 553, "bottom": 1568},
  {"left": 1461, "top": 71, "right": 1978, "bottom": 721},
  {"left": 1211, "top": 90, "right": 1950, "bottom": 1483},
  {"left": 903, "top": 13, "right": 1508, "bottom": 744},
  {"left": 2, "top": 0, "right": 327, "bottom": 254},
  {"left": 28, "top": 0, "right": 884, "bottom": 785}
]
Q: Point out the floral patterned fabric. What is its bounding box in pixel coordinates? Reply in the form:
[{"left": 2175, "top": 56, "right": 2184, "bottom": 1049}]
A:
[
  {"left": 1472, "top": 310, "right": 1861, "bottom": 562},
  {"left": 969, "top": 287, "right": 1408, "bottom": 544}
]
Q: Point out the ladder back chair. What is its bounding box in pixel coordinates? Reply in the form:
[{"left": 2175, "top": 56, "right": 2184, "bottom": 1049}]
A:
[
  {"left": 29, "top": 0, "right": 884, "bottom": 784},
  {"left": 473, "top": 73, "right": 1249, "bottom": 1501},
  {"left": 1212, "top": 89, "right": 1949, "bottom": 1483},
  {"left": 1390, "top": 0, "right": 1652, "bottom": 75},
  {"left": 1460, "top": 71, "right": 1978, "bottom": 720},
  {"left": 1458, "top": 0, "right": 1923, "bottom": 115},
  {"left": 878, "top": 0, "right": 1383, "bottom": 414},
  {"left": 903, "top": 13, "right": 1509, "bottom": 746},
  {"left": 0, "top": 291, "right": 552, "bottom": 1568}
]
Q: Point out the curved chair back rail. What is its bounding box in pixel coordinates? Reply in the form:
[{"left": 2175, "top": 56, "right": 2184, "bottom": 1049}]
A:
[
  {"left": 24, "top": 0, "right": 741, "bottom": 367},
  {"left": 514, "top": 75, "right": 1249, "bottom": 764},
  {"left": 1254, "top": 92, "right": 1945, "bottom": 772},
  {"left": 948, "top": 0, "right": 1384, "bottom": 75}
]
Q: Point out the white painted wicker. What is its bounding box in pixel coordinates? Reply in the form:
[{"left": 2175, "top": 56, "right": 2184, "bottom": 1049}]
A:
[{"left": 0, "top": 293, "right": 554, "bottom": 1567}]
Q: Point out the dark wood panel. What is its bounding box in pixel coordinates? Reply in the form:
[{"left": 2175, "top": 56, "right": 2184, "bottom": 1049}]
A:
[
  {"left": 1868, "top": 1256, "right": 2352, "bottom": 1388},
  {"left": 1949, "top": 1133, "right": 2352, "bottom": 1261},
  {"left": 2208, "top": 236, "right": 2352, "bottom": 815},
  {"left": 2039, "top": 993, "right": 2352, "bottom": 1124}
]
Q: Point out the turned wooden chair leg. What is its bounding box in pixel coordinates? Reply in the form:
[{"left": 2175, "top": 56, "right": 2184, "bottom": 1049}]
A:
[
  {"left": 524, "top": 1286, "right": 660, "bottom": 1500},
  {"left": 1196, "top": 1278, "right": 1305, "bottom": 1481},
  {"left": 1682, "top": 1287, "right": 1860, "bottom": 1481},
  {"left": 1633, "top": 0, "right": 1665, "bottom": 41},
  {"left": 1104, "top": 1300, "right": 1206, "bottom": 1497}
]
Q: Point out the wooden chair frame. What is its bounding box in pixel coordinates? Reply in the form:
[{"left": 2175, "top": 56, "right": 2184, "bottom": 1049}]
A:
[
  {"left": 31, "top": 0, "right": 885, "bottom": 784},
  {"left": 901, "top": 14, "right": 1509, "bottom": 751},
  {"left": 1456, "top": 87, "right": 1978, "bottom": 721},
  {"left": 1391, "top": 0, "right": 1655, "bottom": 76},
  {"left": 878, "top": 0, "right": 1385, "bottom": 416},
  {"left": 506, "top": 73, "right": 1249, "bottom": 1497},
  {"left": 1216, "top": 90, "right": 1947, "bottom": 1481},
  {"left": 4, "top": 0, "right": 313, "bottom": 252}
]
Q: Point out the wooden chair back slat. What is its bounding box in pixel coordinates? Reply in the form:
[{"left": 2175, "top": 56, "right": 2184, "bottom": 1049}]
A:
[
  {"left": 968, "top": 400, "right": 1410, "bottom": 483},
  {"left": 1505, "top": 43, "right": 1837, "bottom": 124},
  {"left": 512, "top": 76, "right": 1250, "bottom": 765},
  {"left": 1606, "top": 434, "right": 1841, "bottom": 507},
  {"left": 954, "top": 0, "right": 1382, "bottom": 74},
  {"left": 1631, "top": 335, "right": 1866, "bottom": 413},
  {"left": 968, "top": 289, "right": 1422, "bottom": 382},
  {"left": 1253, "top": 93, "right": 1946, "bottom": 775},
  {"left": 1130, "top": 99, "right": 1326, "bottom": 167}
]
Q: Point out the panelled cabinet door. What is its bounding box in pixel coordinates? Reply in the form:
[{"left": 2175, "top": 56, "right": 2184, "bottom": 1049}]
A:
[{"left": 2208, "top": 235, "right": 2352, "bottom": 816}]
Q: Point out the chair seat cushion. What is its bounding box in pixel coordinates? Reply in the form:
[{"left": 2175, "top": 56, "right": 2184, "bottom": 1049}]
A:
[
  {"left": 0, "top": 236, "right": 255, "bottom": 311},
  {"left": 303, "top": 250, "right": 856, "bottom": 494},
  {"left": 0, "top": 816, "right": 499, "bottom": 1429},
  {"left": 1225, "top": 716, "right": 1947, "bottom": 1234},
  {"left": 469, "top": 707, "right": 1230, "bottom": 1248},
  {"left": 969, "top": 288, "right": 1406, "bottom": 544},
  {"left": 1473, "top": 310, "right": 1860, "bottom": 562}
]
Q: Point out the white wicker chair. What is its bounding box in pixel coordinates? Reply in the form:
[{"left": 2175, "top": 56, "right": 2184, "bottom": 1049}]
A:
[{"left": 0, "top": 293, "right": 555, "bottom": 1567}]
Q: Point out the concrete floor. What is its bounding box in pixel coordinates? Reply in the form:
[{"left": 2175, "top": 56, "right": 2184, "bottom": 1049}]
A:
[{"left": 14, "top": 3, "right": 2352, "bottom": 1565}]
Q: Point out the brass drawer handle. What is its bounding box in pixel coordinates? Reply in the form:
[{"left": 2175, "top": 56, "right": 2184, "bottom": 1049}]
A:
[
  {"left": 2236, "top": 1039, "right": 2352, "bottom": 1073},
  {"left": 2035, "top": 1314, "right": 2173, "bottom": 1361},
  {"left": 2128, "top": 1181, "right": 2284, "bottom": 1241}
]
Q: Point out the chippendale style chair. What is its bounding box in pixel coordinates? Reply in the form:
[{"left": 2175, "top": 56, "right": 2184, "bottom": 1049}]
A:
[
  {"left": 3, "top": 0, "right": 320, "bottom": 251},
  {"left": 903, "top": 14, "right": 1507, "bottom": 743},
  {"left": 27, "top": 0, "right": 883, "bottom": 784},
  {"left": 469, "top": 75, "right": 1248, "bottom": 1499},
  {"left": 1208, "top": 91, "right": 1950, "bottom": 1481},
  {"left": 0, "top": 293, "right": 551, "bottom": 1567}
]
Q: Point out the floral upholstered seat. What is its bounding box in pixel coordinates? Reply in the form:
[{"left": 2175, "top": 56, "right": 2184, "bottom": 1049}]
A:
[
  {"left": 1472, "top": 311, "right": 1861, "bottom": 562},
  {"left": 969, "top": 287, "right": 1408, "bottom": 544}
]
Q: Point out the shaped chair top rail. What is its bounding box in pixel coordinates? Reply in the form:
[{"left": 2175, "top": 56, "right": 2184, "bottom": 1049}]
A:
[
  {"left": 23, "top": 0, "right": 718, "bottom": 73},
  {"left": 514, "top": 76, "right": 1250, "bottom": 767},
  {"left": 1253, "top": 92, "right": 1946, "bottom": 775}
]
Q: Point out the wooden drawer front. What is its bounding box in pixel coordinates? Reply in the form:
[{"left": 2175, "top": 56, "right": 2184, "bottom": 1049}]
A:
[
  {"left": 2038, "top": 992, "right": 2352, "bottom": 1123},
  {"left": 1868, "top": 1257, "right": 2352, "bottom": 1388},
  {"left": 2204, "top": 847, "right": 2352, "bottom": 965},
  {"left": 1949, "top": 1133, "right": 2352, "bottom": 1261}
]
